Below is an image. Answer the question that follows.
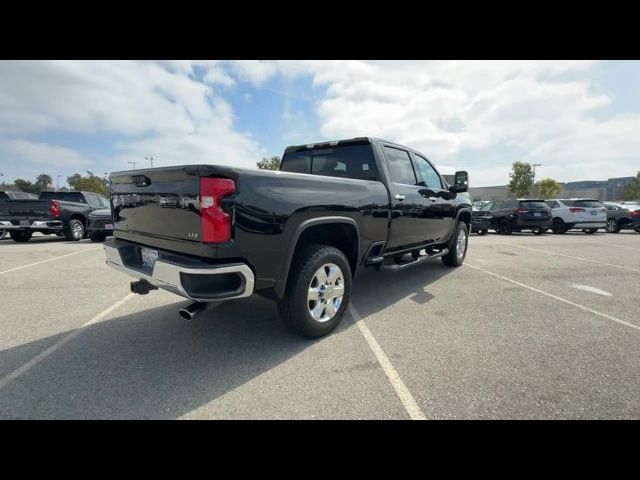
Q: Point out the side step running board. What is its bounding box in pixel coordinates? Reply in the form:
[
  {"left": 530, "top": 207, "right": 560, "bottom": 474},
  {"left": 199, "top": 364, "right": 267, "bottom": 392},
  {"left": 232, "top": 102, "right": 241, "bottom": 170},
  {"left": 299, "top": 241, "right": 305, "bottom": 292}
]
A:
[{"left": 380, "top": 249, "right": 449, "bottom": 271}]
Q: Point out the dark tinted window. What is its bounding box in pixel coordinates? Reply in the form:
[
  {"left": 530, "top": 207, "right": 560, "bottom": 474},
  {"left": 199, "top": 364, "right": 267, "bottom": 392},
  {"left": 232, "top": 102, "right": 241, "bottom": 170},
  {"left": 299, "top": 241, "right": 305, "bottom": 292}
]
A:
[
  {"left": 0, "top": 192, "right": 9, "bottom": 199},
  {"left": 412, "top": 154, "right": 442, "bottom": 189},
  {"left": 520, "top": 201, "right": 548, "bottom": 209},
  {"left": 281, "top": 145, "right": 379, "bottom": 181},
  {"left": 383, "top": 146, "right": 416, "bottom": 185},
  {"left": 574, "top": 200, "right": 601, "bottom": 208},
  {"left": 545, "top": 200, "right": 559, "bottom": 208},
  {"left": 39, "top": 191, "right": 86, "bottom": 203}
]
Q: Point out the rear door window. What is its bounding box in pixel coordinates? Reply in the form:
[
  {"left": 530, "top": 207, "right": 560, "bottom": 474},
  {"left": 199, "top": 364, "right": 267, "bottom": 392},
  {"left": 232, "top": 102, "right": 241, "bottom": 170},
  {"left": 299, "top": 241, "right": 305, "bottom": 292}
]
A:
[
  {"left": 383, "top": 146, "right": 417, "bottom": 185},
  {"left": 574, "top": 200, "right": 601, "bottom": 208}
]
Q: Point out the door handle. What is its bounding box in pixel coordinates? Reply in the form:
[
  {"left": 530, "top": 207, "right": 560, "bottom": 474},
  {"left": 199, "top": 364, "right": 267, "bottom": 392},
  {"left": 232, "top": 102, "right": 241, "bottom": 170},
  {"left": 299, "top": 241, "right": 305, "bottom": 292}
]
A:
[{"left": 394, "top": 194, "right": 405, "bottom": 201}]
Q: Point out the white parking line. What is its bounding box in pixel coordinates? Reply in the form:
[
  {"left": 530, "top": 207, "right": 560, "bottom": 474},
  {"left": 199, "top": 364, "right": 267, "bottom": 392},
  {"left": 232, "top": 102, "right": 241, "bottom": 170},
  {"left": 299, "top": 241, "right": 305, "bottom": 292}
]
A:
[
  {"left": 465, "top": 263, "right": 640, "bottom": 332},
  {"left": 571, "top": 284, "right": 612, "bottom": 296},
  {"left": 0, "top": 293, "right": 135, "bottom": 390},
  {"left": 0, "top": 247, "right": 101, "bottom": 276},
  {"left": 511, "top": 245, "right": 640, "bottom": 273},
  {"left": 348, "top": 303, "right": 427, "bottom": 420}
]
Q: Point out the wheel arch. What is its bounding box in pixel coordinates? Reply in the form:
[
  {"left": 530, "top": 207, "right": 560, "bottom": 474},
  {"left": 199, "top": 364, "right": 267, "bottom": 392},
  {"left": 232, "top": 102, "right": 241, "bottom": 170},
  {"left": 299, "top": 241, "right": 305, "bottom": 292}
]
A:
[{"left": 274, "top": 216, "right": 359, "bottom": 300}]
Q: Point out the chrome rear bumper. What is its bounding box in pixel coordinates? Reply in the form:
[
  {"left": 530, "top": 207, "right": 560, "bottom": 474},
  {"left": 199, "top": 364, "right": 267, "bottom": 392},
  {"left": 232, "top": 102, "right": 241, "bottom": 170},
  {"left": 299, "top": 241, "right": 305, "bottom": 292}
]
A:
[{"left": 104, "top": 241, "right": 254, "bottom": 302}]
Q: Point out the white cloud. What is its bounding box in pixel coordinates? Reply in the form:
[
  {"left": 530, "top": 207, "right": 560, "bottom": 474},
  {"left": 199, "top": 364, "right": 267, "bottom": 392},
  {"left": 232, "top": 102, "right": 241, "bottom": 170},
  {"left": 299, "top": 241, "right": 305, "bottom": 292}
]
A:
[
  {"left": 0, "top": 139, "right": 91, "bottom": 168},
  {"left": 273, "top": 60, "right": 637, "bottom": 186}
]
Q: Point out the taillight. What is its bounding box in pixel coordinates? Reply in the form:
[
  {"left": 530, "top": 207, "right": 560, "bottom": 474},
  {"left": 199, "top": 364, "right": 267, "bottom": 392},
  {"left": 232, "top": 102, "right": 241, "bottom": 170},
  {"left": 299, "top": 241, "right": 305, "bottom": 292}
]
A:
[
  {"left": 630, "top": 210, "right": 640, "bottom": 217},
  {"left": 50, "top": 200, "right": 60, "bottom": 217},
  {"left": 516, "top": 208, "right": 525, "bottom": 214},
  {"left": 200, "top": 177, "right": 235, "bottom": 243},
  {"left": 569, "top": 207, "right": 586, "bottom": 212}
]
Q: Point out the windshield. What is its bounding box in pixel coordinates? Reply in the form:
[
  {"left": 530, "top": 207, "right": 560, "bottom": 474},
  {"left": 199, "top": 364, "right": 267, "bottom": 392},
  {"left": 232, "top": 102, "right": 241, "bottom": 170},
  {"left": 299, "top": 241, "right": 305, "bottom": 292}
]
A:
[{"left": 281, "top": 144, "right": 379, "bottom": 181}]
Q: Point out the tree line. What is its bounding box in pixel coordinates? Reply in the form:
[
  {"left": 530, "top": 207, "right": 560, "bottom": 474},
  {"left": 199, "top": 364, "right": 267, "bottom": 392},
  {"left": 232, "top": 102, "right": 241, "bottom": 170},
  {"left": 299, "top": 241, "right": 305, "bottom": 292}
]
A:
[
  {"left": 1, "top": 171, "right": 109, "bottom": 196},
  {"left": 508, "top": 162, "right": 639, "bottom": 200}
]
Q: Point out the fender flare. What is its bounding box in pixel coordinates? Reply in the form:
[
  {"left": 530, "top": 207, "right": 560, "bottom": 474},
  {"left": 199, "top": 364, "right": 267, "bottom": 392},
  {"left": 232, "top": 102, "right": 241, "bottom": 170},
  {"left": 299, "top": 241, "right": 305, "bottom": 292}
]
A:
[{"left": 274, "top": 216, "right": 360, "bottom": 300}]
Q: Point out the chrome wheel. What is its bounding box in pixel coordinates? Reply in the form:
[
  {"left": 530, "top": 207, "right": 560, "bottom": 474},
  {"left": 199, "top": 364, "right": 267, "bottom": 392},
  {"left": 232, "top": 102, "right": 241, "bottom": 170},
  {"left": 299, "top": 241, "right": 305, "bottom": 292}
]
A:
[
  {"left": 72, "top": 221, "right": 84, "bottom": 239},
  {"left": 456, "top": 229, "right": 467, "bottom": 260},
  {"left": 606, "top": 219, "right": 618, "bottom": 233},
  {"left": 307, "top": 263, "right": 344, "bottom": 323}
]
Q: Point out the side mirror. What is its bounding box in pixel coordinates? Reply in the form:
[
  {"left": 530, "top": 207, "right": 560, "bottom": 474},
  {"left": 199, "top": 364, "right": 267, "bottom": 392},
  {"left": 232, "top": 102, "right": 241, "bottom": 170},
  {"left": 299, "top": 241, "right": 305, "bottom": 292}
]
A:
[{"left": 449, "top": 171, "right": 468, "bottom": 193}]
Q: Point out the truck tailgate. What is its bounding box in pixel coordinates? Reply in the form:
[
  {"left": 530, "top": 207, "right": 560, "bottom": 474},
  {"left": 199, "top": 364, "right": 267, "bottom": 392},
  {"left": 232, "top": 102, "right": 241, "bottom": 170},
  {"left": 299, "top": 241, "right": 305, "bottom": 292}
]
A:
[
  {"left": 110, "top": 165, "right": 231, "bottom": 244},
  {"left": 0, "top": 200, "right": 51, "bottom": 218}
]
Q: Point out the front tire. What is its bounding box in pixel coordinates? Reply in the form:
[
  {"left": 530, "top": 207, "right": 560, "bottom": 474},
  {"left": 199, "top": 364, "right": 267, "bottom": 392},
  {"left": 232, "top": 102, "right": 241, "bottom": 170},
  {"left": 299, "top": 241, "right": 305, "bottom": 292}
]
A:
[
  {"left": 89, "top": 232, "right": 107, "bottom": 242},
  {"left": 10, "top": 230, "right": 32, "bottom": 242},
  {"left": 64, "top": 219, "right": 85, "bottom": 241},
  {"left": 278, "top": 244, "right": 351, "bottom": 338},
  {"left": 442, "top": 222, "right": 469, "bottom": 267}
]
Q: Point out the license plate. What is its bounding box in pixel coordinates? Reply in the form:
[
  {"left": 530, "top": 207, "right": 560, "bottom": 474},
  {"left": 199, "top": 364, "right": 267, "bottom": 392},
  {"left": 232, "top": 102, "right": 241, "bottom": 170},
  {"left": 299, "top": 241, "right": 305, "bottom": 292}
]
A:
[
  {"left": 20, "top": 220, "right": 30, "bottom": 226},
  {"left": 105, "top": 223, "right": 113, "bottom": 229},
  {"left": 534, "top": 212, "right": 541, "bottom": 217},
  {"left": 141, "top": 248, "right": 158, "bottom": 269}
]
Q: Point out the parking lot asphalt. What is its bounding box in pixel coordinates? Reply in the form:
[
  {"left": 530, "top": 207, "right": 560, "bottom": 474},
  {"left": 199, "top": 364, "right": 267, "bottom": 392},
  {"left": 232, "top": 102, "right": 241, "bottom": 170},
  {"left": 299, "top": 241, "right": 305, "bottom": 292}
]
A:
[{"left": 1, "top": 230, "right": 639, "bottom": 419}]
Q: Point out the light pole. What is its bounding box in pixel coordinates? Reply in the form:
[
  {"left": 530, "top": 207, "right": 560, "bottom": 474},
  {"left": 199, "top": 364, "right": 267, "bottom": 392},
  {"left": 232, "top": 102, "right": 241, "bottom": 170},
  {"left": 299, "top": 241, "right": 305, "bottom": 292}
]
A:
[
  {"left": 56, "top": 175, "right": 62, "bottom": 191},
  {"left": 128, "top": 161, "right": 137, "bottom": 170},
  {"left": 531, "top": 163, "right": 542, "bottom": 196},
  {"left": 145, "top": 156, "right": 155, "bottom": 168}
]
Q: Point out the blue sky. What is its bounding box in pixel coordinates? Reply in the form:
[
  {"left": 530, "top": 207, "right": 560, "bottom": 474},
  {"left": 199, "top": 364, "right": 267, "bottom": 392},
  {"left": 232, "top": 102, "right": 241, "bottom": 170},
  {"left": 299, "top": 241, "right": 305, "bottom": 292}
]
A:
[{"left": 1, "top": 60, "right": 638, "bottom": 188}]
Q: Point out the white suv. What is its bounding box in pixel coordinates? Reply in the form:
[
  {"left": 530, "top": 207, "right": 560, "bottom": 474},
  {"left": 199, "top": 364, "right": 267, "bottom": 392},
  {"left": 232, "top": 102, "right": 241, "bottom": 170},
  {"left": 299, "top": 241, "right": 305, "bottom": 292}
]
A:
[{"left": 544, "top": 198, "right": 607, "bottom": 234}]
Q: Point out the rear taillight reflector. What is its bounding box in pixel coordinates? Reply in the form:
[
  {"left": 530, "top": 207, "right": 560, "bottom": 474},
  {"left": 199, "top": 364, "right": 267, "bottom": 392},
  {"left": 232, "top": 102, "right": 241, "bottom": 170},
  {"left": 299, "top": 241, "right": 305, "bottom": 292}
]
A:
[
  {"left": 569, "top": 207, "right": 586, "bottom": 212},
  {"left": 200, "top": 177, "right": 235, "bottom": 243},
  {"left": 630, "top": 210, "right": 640, "bottom": 217},
  {"left": 516, "top": 208, "right": 525, "bottom": 214},
  {"left": 50, "top": 200, "right": 60, "bottom": 217}
]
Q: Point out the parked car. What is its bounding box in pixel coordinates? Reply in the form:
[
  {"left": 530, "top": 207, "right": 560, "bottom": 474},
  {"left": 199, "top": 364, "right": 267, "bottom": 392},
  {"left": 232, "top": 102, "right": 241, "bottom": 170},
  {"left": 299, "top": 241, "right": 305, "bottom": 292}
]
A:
[
  {"left": 104, "top": 137, "right": 472, "bottom": 338},
  {"left": 484, "top": 199, "right": 551, "bottom": 234},
  {"left": 0, "top": 191, "right": 39, "bottom": 239},
  {"left": 471, "top": 203, "right": 492, "bottom": 235},
  {"left": 601, "top": 202, "right": 640, "bottom": 233},
  {"left": 544, "top": 198, "right": 607, "bottom": 234},
  {"left": 0, "top": 190, "right": 110, "bottom": 242},
  {"left": 86, "top": 208, "right": 114, "bottom": 242}
]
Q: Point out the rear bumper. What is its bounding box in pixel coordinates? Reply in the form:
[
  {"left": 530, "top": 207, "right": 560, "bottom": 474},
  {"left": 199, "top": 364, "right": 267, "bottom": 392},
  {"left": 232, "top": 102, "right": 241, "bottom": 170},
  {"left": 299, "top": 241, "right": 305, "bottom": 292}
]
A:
[
  {"left": 0, "top": 220, "right": 64, "bottom": 230},
  {"left": 471, "top": 217, "right": 491, "bottom": 231},
  {"left": 515, "top": 218, "right": 552, "bottom": 228},
  {"left": 103, "top": 239, "right": 254, "bottom": 302}
]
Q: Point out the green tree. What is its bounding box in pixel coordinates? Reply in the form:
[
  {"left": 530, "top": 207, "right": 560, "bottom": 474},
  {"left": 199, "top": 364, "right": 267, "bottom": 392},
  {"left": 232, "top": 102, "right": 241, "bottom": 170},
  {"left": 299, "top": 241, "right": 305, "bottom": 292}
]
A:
[
  {"left": 67, "top": 171, "right": 109, "bottom": 196},
  {"left": 14, "top": 179, "right": 39, "bottom": 194},
  {"left": 35, "top": 174, "right": 53, "bottom": 191},
  {"left": 538, "top": 178, "right": 561, "bottom": 199},
  {"left": 623, "top": 171, "right": 640, "bottom": 200},
  {"left": 508, "top": 162, "right": 535, "bottom": 197},
  {"left": 257, "top": 156, "right": 281, "bottom": 170}
]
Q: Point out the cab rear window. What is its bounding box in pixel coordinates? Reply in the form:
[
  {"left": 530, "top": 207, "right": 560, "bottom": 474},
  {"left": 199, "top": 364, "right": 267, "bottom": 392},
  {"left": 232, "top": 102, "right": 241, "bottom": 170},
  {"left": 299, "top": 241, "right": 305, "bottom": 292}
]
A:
[
  {"left": 519, "top": 201, "right": 547, "bottom": 209},
  {"left": 281, "top": 145, "right": 379, "bottom": 181}
]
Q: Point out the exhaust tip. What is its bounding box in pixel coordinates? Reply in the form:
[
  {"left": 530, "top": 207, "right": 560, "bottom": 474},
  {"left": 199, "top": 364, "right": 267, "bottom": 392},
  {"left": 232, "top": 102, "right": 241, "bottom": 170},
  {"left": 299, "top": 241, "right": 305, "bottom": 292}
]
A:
[{"left": 179, "top": 301, "right": 207, "bottom": 320}]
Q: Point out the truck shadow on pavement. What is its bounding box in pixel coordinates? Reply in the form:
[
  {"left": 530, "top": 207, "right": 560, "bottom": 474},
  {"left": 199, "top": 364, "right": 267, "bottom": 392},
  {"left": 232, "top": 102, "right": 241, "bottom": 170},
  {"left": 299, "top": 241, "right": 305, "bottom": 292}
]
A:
[{"left": 0, "top": 261, "right": 454, "bottom": 419}]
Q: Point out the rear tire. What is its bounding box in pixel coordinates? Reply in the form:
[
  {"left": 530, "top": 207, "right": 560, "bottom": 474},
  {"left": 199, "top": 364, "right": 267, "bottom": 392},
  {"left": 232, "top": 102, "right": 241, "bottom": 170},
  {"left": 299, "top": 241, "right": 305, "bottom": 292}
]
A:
[
  {"left": 605, "top": 219, "right": 620, "bottom": 233},
  {"left": 10, "top": 230, "right": 32, "bottom": 242},
  {"left": 278, "top": 244, "right": 352, "bottom": 338},
  {"left": 64, "top": 219, "right": 85, "bottom": 241},
  {"left": 442, "top": 222, "right": 469, "bottom": 267},
  {"left": 499, "top": 220, "right": 512, "bottom": 235},
  {"left": 582, "top": 228, "right": 598, "bottom": 234},
  {"left": 0, "top": 230, "right": 6, "bottom": 240},
  {"left": 552, "top": 218, "right": 567, "bottom": 234}
]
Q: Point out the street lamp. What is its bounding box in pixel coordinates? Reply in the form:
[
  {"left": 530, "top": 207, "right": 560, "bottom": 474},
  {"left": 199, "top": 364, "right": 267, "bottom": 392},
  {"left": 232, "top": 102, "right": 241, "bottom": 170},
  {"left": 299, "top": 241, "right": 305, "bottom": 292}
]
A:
[
  {"left": 128, "top": 161, "right": 137, "bottom": 170},
  {"left": 145, "top": 156, "right": 155, "bottom": 168},
  {"left": 532, "top": 163, "right": 542, "bottom": 196},
  {"left": 56, "top": 175, "right": 62, "bottom": 191}
]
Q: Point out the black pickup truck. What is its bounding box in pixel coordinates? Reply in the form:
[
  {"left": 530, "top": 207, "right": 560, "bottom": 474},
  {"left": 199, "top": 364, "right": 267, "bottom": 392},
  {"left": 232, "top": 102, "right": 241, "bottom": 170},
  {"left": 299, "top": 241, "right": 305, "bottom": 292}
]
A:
[
  {"left": 0, "top": 190, "right": 110, "bottom": 242},
  {"left": 105, "top": 137, "right": 471, "bottom": 337}
]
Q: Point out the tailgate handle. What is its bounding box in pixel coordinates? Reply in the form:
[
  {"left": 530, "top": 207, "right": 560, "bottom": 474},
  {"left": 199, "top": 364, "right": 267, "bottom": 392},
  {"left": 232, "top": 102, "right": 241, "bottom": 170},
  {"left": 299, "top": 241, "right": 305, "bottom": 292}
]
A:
[{"left": 131, "top": 175, "right": 151, "bottom": 187}]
